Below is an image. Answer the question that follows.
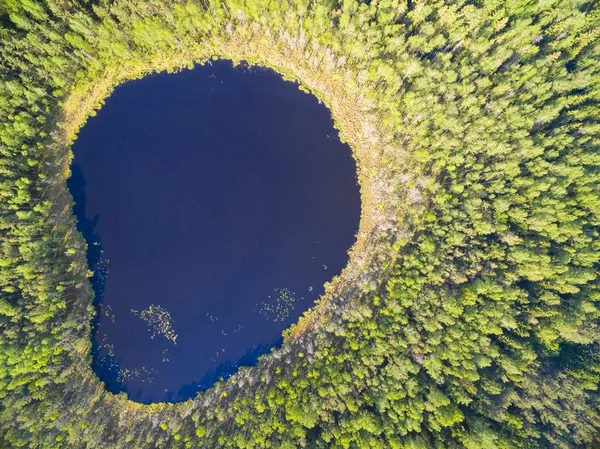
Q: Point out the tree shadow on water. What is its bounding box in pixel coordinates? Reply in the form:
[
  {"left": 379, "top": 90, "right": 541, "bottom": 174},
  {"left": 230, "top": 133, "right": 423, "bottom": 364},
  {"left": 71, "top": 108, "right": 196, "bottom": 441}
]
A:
[
  {"left": 68, "top": 163, "right": 291, "bottom": 404},
  {"left": 92, "top": 352, "right": 160, "bottom": 403},
  {"left": 176, "top": 337, "right": 284, "bottom": 402},
  {"left": 68, "top": 162, "right": 112, "bottom": 377},
  {"left": 92, "top": 353, "right": 125, "bottom": 394},
  {"left": 90, "top": 338, "right": 286, "bottom": 404},
  {"left": 67, "top": 163, "right": 107, "bottom": 305}
]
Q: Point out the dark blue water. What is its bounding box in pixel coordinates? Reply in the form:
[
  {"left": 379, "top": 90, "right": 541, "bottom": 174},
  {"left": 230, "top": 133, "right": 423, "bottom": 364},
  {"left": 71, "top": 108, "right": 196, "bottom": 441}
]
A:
[{"left": 69, "top": 61, "right": 360, "bottom": 403}]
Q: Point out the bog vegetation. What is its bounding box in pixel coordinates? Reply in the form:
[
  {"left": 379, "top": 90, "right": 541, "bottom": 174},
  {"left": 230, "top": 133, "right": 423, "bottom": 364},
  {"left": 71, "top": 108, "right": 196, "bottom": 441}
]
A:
[{"left": 0, "top": 0, "right": 599, "bottom": 448}]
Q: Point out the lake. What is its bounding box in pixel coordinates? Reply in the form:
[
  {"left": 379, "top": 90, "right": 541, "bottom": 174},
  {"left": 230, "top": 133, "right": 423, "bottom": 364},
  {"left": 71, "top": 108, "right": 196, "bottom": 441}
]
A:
[{"left": 68, "top": 61, "right": 361, "bottom": 403}]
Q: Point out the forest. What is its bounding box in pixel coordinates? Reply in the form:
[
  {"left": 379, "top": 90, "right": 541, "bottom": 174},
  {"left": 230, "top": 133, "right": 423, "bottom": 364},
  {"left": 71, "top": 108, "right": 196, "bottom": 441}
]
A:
[{"left": 0, "top": 0, "right": 599, "bottom": 448}]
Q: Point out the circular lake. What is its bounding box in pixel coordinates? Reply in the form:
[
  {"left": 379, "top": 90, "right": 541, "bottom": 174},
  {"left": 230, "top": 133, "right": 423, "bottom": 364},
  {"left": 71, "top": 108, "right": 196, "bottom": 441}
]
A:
[{"left": 68, "top": 61, "right": 361, "bottom": 403}]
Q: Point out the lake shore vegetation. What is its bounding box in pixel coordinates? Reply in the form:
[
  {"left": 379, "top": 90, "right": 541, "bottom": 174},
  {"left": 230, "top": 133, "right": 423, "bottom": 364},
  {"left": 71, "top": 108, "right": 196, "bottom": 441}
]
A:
[{"left": 1, "top": 0, "right": 599, "bottom": 448}]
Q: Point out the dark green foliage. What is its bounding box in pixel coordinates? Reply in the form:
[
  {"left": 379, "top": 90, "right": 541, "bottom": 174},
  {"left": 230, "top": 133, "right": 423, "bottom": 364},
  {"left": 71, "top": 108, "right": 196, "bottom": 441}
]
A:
[{"left": 0, "top": 0, "right": 599, "bottom": 448}]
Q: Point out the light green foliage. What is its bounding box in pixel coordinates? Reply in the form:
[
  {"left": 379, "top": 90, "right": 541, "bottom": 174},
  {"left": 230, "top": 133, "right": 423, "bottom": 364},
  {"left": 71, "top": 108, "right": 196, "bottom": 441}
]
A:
[{"left": 0, "top": 0, "right": 599, "bottom": 448}]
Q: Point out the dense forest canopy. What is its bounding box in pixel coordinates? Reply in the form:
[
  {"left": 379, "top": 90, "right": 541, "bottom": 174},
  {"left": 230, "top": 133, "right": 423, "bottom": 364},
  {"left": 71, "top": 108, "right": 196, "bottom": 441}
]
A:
[{"left": 0, "top": 0, "right": 599, "bottom": 448}]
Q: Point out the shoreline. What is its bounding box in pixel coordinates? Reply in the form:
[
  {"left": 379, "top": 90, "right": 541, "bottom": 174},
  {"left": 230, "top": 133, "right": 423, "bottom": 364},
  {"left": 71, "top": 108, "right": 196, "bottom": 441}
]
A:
[{"left": 53, "top": 27, "right": 403, "bottom": 410}]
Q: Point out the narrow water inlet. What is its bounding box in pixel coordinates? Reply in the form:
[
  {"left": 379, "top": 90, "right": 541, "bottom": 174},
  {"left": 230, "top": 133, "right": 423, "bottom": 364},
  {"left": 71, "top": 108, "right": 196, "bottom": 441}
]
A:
[{"left": 68, "top": 61, "right": 361, "bottom": 404}]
